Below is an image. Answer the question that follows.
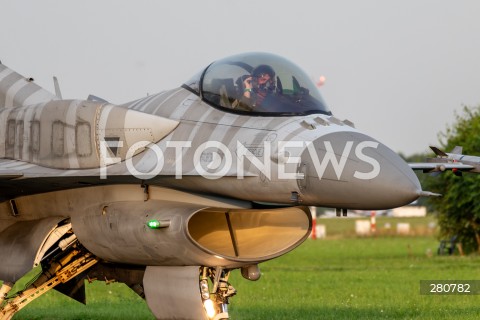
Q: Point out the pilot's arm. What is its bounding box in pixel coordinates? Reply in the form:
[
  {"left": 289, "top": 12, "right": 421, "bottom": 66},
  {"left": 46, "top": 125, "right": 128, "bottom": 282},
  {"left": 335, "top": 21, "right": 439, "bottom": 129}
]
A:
[
  {"left": 243, "top": 76, "right": 253, "bottom": 99},
  {"left": 232, "top": 76, "right": 254, "bottom": 111}
]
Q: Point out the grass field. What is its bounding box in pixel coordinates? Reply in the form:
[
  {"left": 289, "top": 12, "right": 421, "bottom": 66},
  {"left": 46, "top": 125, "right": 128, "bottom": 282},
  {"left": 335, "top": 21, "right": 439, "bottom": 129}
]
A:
[{"left": 11, "top": 217, "right": 480, "bottom": 320}]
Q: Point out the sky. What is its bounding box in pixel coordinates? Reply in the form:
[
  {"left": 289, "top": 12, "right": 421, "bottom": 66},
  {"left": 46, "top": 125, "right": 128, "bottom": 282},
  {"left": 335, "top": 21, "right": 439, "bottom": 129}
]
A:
[{"left": 1, "top": 0, "right": 480, "bottom": 155}]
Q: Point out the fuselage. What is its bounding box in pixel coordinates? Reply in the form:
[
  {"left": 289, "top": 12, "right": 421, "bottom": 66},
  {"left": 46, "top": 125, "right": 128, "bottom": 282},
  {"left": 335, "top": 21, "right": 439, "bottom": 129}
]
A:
[
  {"left": 0, "top": 52, "right": 422, "bottom": 271},
  {"left": 0, "top": 86, "right": 420, "bottom": 209}
]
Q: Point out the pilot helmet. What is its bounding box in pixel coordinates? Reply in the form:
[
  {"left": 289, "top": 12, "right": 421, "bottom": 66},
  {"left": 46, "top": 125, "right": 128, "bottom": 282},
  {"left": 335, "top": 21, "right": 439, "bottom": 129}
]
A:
[{"left": 252, "top": 65, "right": 276, "bottom": 92}]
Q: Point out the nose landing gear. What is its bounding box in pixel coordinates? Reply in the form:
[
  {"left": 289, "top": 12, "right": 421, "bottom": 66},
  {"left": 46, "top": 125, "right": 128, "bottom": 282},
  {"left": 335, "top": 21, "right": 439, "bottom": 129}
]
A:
[{"left": 200, "top": 266, "right": 236, "bottom": 320}]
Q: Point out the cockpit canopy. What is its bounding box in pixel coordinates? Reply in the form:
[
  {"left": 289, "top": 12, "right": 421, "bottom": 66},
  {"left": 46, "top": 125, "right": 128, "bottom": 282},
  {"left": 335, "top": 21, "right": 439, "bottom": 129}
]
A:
[{"left": 184, "top": 52, "right": 331, "bottom": 116}]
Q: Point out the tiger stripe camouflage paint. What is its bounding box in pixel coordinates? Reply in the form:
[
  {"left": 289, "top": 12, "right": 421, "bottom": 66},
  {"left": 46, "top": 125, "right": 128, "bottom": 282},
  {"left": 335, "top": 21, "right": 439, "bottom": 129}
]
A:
[
  {"left": 0, "top": 53, "right": 423, "bottom": 320},
  {"left": 0, "top": 60, "right": 420, "bottom": 208}
]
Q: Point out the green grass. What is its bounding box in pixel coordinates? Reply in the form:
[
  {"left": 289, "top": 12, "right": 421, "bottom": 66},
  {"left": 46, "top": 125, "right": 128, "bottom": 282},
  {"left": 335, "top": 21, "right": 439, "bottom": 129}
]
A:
[
  {"left": 229, "top": 237, "right": 480, "bottom": 319},
  {"left": 10, "top": 283, "right": 155, "bottom": 320},
  {"left": 10, "top": 217, "right": 480, "bottom": 320}
]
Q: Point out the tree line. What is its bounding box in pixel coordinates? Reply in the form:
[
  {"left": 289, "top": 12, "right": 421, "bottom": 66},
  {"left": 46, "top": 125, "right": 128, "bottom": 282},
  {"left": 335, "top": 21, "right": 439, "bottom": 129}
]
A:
[{"left": 403, "top": 106, "right": 480, "bottom": 255}]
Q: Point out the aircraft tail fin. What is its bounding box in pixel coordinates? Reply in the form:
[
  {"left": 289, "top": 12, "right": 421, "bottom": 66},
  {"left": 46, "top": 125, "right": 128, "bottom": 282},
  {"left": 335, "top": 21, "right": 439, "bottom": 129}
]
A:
[
  {"left": 0, "top": 62, "right": 57, "bottom": 108},
  {"left": 450, "top": 146, "right": 463, "bottom": 154}
]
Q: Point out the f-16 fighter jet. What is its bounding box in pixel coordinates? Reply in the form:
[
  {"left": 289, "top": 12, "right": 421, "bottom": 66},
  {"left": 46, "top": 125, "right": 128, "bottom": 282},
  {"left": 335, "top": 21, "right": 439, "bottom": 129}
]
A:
[
  {"left": 409, "top": 146, "right": 479, "bottom": 176},
  {"left": 0, "top": 52, "right": 423, "bottom": 319}
]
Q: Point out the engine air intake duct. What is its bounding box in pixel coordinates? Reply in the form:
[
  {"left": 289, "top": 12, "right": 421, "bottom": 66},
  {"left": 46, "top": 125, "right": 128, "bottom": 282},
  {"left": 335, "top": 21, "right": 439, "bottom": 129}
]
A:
[{"left": 187, "top": 206, "right": 311, "bottom": 262}]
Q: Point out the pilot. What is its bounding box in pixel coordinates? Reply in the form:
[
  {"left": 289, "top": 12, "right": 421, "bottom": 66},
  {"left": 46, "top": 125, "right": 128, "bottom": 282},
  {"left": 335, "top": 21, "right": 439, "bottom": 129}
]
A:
[{"left": 233, "top": 65, "right": 276, "bottom": 111}]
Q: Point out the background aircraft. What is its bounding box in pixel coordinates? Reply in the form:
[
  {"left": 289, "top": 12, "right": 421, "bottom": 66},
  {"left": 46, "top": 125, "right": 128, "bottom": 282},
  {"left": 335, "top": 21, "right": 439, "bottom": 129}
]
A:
[
  {"left": 409, "top": 146, "right": 479, "bottom": 176},
  {"left": 0, "top": 52, "right": 423, "bottom": 320}
]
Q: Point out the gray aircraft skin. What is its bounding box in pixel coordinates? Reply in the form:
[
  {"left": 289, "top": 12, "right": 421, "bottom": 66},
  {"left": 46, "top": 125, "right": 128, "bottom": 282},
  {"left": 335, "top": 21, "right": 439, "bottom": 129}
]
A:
[
  {"left": 0, "top": 52, "right": 423, "bottom": 319},
  {"left": 409, "top": 146, "right": 479, "bottom": 175}
]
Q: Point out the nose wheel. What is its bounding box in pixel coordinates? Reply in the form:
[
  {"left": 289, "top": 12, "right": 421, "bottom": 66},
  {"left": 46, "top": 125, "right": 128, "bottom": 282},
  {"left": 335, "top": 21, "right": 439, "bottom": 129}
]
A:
[{"left": 199, "top": 267, "right": 236, "bottom": 320}]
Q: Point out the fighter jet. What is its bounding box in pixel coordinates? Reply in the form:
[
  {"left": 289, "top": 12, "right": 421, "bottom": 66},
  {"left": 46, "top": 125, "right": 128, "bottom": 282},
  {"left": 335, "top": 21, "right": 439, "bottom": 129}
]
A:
[
  {"left": 409, "top": 146, "right": 479, "bottom": 176},
  {"left": 0, "top": 52, "right": 423, "bottom": 320}
]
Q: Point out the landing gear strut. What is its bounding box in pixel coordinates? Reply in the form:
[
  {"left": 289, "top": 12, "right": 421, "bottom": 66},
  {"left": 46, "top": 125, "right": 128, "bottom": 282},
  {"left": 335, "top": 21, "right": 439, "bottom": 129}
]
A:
[
  {"left": 0, "top": 240, "right": 98, "bottom": 320},
  {"left": 199, "top": 267, "right": 236, "bottom": 320}
]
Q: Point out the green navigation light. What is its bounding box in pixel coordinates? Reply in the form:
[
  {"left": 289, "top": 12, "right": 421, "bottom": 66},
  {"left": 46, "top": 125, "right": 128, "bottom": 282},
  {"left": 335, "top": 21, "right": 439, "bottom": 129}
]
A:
[{"left": 147, "top": 219, "right": 161, "bottom": 229}]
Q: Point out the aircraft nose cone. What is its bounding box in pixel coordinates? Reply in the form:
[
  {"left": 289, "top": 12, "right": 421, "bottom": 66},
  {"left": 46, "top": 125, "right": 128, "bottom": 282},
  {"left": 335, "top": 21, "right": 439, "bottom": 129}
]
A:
[{"left": 299, "top": 131, "right": 421, "bottom": 209}]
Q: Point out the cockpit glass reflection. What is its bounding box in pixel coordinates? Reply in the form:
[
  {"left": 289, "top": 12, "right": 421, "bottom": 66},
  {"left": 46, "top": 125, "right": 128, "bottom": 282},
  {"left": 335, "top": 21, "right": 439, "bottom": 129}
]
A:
[{"left": 184, "top": 52, "right": 331, "bottom": 116}]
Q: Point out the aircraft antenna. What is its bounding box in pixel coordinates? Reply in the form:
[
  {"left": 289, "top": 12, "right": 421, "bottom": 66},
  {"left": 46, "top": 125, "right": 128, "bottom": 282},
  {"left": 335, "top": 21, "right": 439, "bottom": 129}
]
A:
[{"left": 53, "top": 76, "right": 62, "bottom": 99}]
